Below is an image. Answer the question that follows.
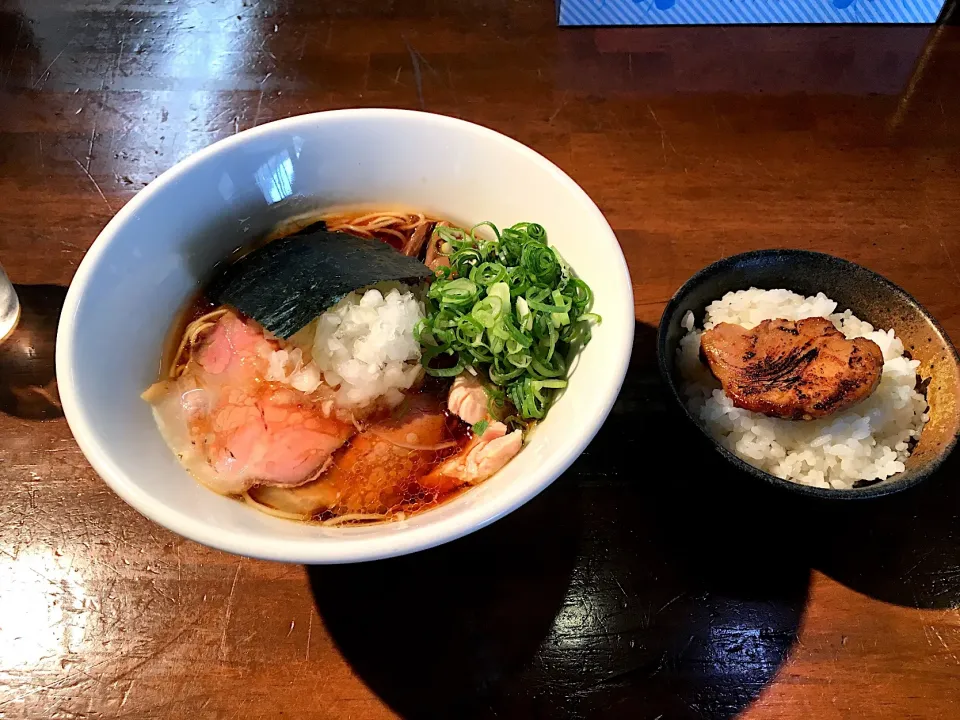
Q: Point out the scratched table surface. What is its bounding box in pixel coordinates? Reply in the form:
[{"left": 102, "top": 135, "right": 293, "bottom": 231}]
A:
[{"left": 2, "top": 1, "right": 960, "bottom": 718}]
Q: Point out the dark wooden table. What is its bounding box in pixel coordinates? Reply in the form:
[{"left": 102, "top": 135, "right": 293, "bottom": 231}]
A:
[{"left": 2, "top": 2, "right": 960, "bottom": 718}]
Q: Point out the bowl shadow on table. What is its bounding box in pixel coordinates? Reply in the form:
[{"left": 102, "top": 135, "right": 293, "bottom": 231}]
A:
[
  {"left": 309, "top": 473, "right": 583, "bottom": 720},
  {"left": 811, "top": 453, "right": 960, "bottom": 609},
  {"left": 309, "top": 321, "right": 812, "bottom": 720},
  {"left": 0, "top": 284, "right": 67, "bottom": 420},
  {"left": 0, "top": 5, "right": 40, "bottom": 73}
]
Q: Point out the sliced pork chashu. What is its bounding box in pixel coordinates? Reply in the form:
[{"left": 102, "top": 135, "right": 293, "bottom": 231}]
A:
[{"left": 700, "top": 317, "right": 884, "bottom": 420}]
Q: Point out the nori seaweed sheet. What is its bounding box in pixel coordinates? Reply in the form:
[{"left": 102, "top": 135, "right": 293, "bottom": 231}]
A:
[
  {"left": 206, "top": 228, "right": 433, "bottom": 338},
  {"left": 290, "top": 219, "right": 326, "bottom": 236}
]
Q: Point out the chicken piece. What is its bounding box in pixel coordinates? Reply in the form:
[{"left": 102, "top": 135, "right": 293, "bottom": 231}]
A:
[
  {"left": 448, "top": 373, "right": 489, "bottom": 426},
  {"left": 433, "top": 370, "right": 523, "bottom": 492},
  {"left": 146, "top": 311, "right": 353, "bottom": 495},
  {"left": 421, "top": 421, "right": 522, "bottom": 493},
  {"left": 250, "top": 396, "right": 454, "bottom": 516},
  {"left": 700, "top": 317, "right": 884, "bottom": 420}
]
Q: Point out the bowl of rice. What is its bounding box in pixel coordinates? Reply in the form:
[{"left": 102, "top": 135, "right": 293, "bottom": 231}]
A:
[{"left": 657, "top": 249, "right": 960, "bottom": 498}]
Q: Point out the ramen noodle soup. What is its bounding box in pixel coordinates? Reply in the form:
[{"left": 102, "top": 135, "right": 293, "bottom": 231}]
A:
[{"left": 143, "top": 211, "right": 599, "bottom": 525}]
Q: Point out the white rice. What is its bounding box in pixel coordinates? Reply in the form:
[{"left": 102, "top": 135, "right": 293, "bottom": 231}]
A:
[
  {"left": 265, "top": 284, "right": 424, "bottom": 410},
  {"left": 678, "top": 288, "right": 930, "bottom": 490}
]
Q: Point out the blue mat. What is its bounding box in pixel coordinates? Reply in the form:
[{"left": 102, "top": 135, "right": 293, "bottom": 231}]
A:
[{"left": 558, "top": 0, "right": 944, "bottom": 26}]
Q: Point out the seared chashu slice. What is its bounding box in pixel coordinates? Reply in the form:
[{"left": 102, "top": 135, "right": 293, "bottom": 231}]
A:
[{"left": 700, "top": 317, "right": 884, "bottom": 420}]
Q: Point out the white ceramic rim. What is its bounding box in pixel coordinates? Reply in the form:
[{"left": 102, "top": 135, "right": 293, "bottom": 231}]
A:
[{"left": 56, "top": 109, "right": 634, "bottom": 564}]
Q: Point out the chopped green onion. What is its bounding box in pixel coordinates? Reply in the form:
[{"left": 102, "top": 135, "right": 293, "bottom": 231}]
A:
[
  {"left": 470, "top": 262, "right": 507, "bottom": 286},
  {"left": 471, "top": 295, "right": 504, "bottom": 328},
  {"left": 421, "top": 356, "right": 465, "bottom": 378},
  {"left": 418, "top": 221, "right": 600, "bottom": 420},
  {"left": 470, "top": 221, "right": 501, "bottom": 243},
  {"left": 486, "top": 281, "right": 510, "bottom": 308},
  {"left": 515, "top": 296, "right": 532, "bottom": 330},
  {"left": 472, "top": 419, "right": 489, "bottom": 437}
]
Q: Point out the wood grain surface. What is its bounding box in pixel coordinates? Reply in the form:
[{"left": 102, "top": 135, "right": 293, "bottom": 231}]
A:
[{"left": 1, "top": 2, "right": 960, "bottom": 718}]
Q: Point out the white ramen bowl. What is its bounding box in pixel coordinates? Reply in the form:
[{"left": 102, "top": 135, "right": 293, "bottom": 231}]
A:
[{"left": 57, "top": 109, "right": 634, "bottom": 564}]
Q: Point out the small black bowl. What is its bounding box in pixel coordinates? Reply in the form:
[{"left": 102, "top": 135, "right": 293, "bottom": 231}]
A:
[{"left": 657, "top": 249, "right": 960, "bottom": 499}]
